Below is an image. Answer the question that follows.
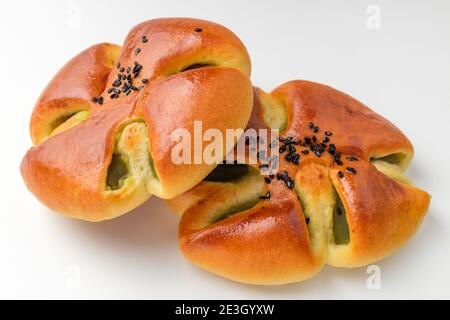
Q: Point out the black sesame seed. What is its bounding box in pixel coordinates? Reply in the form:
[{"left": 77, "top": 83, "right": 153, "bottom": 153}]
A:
[
  {"left": 338, "top": 171, "right": 344, "bottom": 178},
  {"left": 113, "top": 79, "right": 122, "bottom": 87},
  {"left": 135, "top": 48, "right": 141, "bottom": 56},
  {"left": 325, "top": 131, "right": 333, "bottom": 136},
  {"left": 334, "top": 154, "right": 343, "bottom": 165},
  {"left": 120, "top": 67, "right": 125, "bottom": 72},
  {"left": 141, "top": 78, "right": 148, "bottom": 83},
  {"left": 336, "top": 207, "right": 343, "bottom": 216},
  {"left": 279, "top": 145, "right": 286, "bottom": 153},
  {"left": 347, "top": 156, "right": 359, "bottom": 161},
  {"left": 314, "top": 126, "right": 319, "bottom": 133},
  {"left": 133, "top": 63, "right": 143, "bottom": 75},
  {"left": 259, "top": 191, "right": 271, "bottom": 200},
  {"left": 312, "top": 145, "right": 324, "bottom": 157},
  {"left": 328, "top": 144, "right": 336, "bottom": 155},
  {"left": 301, "top": 150, "right": 310, "bottom": 155},
  {"left": 121, "top": 83, "right": 131, "bottom": 92},
  {"left": 110, "top": 93, "right": 119, "bottom": 99},
  {"left": 284, "top": 137, "right": 293, "bottom": 145},
  {"left": 346, "top": 167, "right": 357, "bottom": 174},
  {"left": 320, "top": 143, "right": 327, "bottom": 149},
  {"left": 116, "top": 62, "right": 121, "bottom": 69},
  {"left": 285, "top": 177, "right": 295, "bottom": 189},
  {"left": 126, "top": 67, "right": 131, "bottom": 73},
  {"left": 288, "top": 145, "right": 296, "bottom": 153},
  {"left": 257, "top": 151, "right": 266, "bottom": 160},
  {"left": 305, "top": 217, "right": 310, "bottom": 224},
  {"left": 309, "top": 122, "right": 314, "bottom": 129},
  {"left": 142, "top": 36, "right": 148, "bottom": 43},
  {"left": 264, "top": 177, "right": 271, "bottom": 184},
  {"left": 285, "top": 151, "right": 295, "bottom": 161},
  {"left": 292, "top": 154, "right": 300, "bottom": 165},
  {"left": 322, "top": 136, "right": 330, "bottom": 143},
  {"left": 277, "top": 171, "right": 288, "bottom": 181},
  {"left": 92, "top": 96, "right": 103, "bottom": 104},
  {"left": 304, "top": 137, "right": 312, "bottom": 145},
  {"left": 269, "top": 174, "right": 274, "bottom": 179},
  {"left": 194, "top": 27, "right": 202, "bottom": 32}
]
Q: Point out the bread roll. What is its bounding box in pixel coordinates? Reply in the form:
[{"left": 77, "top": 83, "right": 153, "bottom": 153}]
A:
[
  {"left": 168, "top": 81, "right": 431, "bottom": 285},
  {"left": 21, "top": 18, "right": 253, "bottom": 221}
]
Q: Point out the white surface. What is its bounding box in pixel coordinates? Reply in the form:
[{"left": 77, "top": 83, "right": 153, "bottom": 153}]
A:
[{"left": 1, "top": 0, "right": 449, "bottom": 299}]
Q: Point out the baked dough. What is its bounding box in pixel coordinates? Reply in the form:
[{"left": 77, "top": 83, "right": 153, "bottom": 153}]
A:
[
  {"left": 168, "top": 81, "right": 431, "bottom": 285},
  {"left": 20, "top": 18, "right": 253, "bottom": 221}
]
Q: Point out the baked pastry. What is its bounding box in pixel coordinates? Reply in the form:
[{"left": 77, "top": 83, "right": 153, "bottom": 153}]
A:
[
  {"left": 20, "top": 18, "right": 253, "bottom": 221},
  {"left": 168, "top": 80, "right": 431, "bottom": 285}
]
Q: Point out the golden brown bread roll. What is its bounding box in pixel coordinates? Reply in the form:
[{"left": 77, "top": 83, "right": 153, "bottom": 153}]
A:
[
  {"left": 167, "top": 80, "right": 431, "bottom": 285},
  {"left": 20, "top": 18, "right": 253, "bottom": 221}
]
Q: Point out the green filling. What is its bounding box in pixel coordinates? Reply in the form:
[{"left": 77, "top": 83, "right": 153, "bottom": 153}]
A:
[
  {"left": 333, "top": 193, "right": 350, "bottom": 245},
  {"left": 297, "top": 195, "right": 311, "bottom": 233},
  {"left": 204, "top": 163, "right": 263, "bottom": 224},
  {"left": 371, "top": 153, "right": 405, "bottom": 166},
  {"left": 50, "top": 110, "right": 89, "bottom": 134},
  {"left": 259, "top": 94, "right": 287, "bottom": 131},
  {"left": 210, "top": 197, "right": 260, "bottom": 224},
  {"left": 371, "top": 160, "right": 412, "bottom": 185},
  {"left": 181, "top": 63, "right": 216, "bottom": 72},
  {"left": 204, "top": 163, "right": 249, "bottom": 182},
  {"left": 106, "top": 154, "right": 129, "bottom": 190},
  {"left": 51, "top": 113, "right": 76, "bottom": 130},
  {"left": 148, "top": 152, "right": 158, "bottom": 180}
]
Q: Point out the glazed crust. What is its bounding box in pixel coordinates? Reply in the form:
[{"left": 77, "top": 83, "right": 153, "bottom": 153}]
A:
[
  {"left": 169, "top": 80, "right": 431, "bottom": 285},
  {"left": 21, "top": 18, "right": 253, "bottom": 221},
  {"left": 29, "top": 43, "right": 121, "bottom": 145}
]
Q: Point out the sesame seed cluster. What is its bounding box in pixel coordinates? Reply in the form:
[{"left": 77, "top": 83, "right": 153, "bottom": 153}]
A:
[{"left": 255, "top": 121, "right": 359, "bottom": 201}]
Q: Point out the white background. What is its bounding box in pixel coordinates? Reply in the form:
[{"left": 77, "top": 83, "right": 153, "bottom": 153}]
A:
[{"left": 1, "top": 0, "right": 449, "bottom": 299}]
